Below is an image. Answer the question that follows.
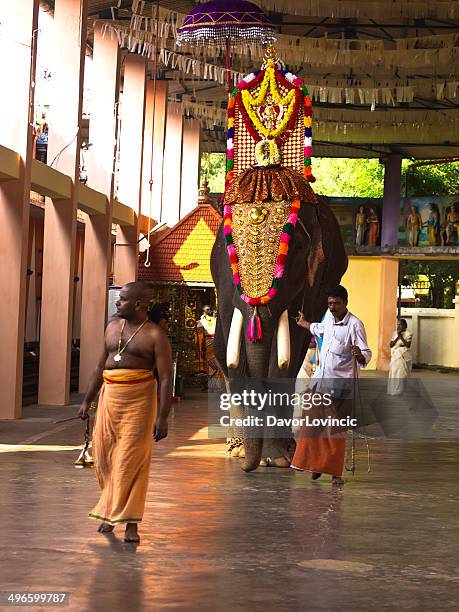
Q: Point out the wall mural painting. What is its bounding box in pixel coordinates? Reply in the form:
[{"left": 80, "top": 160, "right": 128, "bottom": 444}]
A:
[
  {"left": 324, "top": 197, "right": 383, "bottom": 250},
  {"left": 321, "top": 196, "right": 459, "bottom": 249},
  {"left": 400, "top": 196, "right": 459, "bottom": 247}
]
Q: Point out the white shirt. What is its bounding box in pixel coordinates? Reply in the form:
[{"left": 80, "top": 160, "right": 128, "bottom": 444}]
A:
[{"left": 310, "top": 309, "right": 372, "bottom": 380}]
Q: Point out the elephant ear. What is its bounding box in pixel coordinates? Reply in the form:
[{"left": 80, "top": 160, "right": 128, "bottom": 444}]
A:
[
  {"left": 299, "top": 197, "right": 348, "bottom": 294},
  {"left": 297, "top": 202, "right": 325, "bottom": 289},
  {"left": 315, "top": 198, "right": 348, "bottom": 284}
]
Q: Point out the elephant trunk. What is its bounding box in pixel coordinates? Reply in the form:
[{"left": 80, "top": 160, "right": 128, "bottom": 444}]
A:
[{"left": 238, "top": 307, "right": 277, "bottom": 472}]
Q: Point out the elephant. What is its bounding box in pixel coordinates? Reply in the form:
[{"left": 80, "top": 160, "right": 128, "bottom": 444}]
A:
[{"left": 210, "top": 195, "right": 348, "bottom": 472}]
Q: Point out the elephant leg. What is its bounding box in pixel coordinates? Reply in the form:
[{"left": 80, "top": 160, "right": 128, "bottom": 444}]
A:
[
  {"left": 241, "top": 438, "right": 263, "bottom": 472},
  {"left": 260, "top": 438, "right": 296, "bottom": 468}
]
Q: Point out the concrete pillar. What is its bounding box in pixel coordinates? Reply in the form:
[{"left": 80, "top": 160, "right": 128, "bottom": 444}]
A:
[
  {"left": 161, "top": 102, "right": 183, "bottom": 227},
  {"left": 39, "top": 0, "right": 88, "bottom": 405},
  {"left": 376, "top": 258, "right": 399, "bottom": 371},
  {"left": 141, "top": 80, "right": 168, "bottom": 221},
  {"left": 381, "top": 155, "right": 402, "bottom": 247},
  {"left": 180, "top": 118, "right": 201, "bottom": 218},
  {"left": 114, "top": 54, "right": 147, "bottom": 285},
  {"left": 0, "top": 0, "right": 39, "bottom": 418},
  {"left": 453, "top": 297, "right": 459, "bottom": 368},
  {"left": 79, "top": 21, "right": 120, "bottom": 391}
]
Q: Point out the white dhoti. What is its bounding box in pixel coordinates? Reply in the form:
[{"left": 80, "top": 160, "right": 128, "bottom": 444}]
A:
[{"left": 387, "top": 331, "right": 413, "bottom": 396}]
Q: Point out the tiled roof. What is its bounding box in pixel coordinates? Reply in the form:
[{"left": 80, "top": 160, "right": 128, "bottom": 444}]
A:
[{"left": 138, "top": 204, "right": 222, "bottom": 283}]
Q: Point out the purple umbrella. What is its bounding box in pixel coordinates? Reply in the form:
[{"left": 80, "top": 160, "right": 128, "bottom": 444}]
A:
[{"left": 176, "top": 0, "right": 276, "bottom": 93}]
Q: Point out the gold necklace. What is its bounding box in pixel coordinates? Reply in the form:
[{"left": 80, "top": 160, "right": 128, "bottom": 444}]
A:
[{"left": 113, "top": 318, "right": 149, "bottom": 363}]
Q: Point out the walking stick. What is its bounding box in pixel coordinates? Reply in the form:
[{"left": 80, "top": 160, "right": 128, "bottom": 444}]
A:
[{"left": 350, "top": 356, "right": 357, "bottom": 475}]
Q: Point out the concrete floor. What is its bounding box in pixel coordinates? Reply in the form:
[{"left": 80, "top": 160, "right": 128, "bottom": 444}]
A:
[{"left": 1, "top": 375, "right": 459, "bottom": 612}]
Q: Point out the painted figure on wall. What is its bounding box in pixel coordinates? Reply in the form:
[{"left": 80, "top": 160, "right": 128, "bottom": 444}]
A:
[
  {"left": 367, "top": 207, "right": 380, "bottom": 246},
  {"left": 445, "top": 202, "right": 459, "bottom": 245},
  {"left": 426, "top": 203, "right": 441, "bottom": 246},
  {"left": 406, "top": 205, "right": 422, "bottom": 246},
  {"left": 355, "top": 206, "right": 366, "bottom": 247}
]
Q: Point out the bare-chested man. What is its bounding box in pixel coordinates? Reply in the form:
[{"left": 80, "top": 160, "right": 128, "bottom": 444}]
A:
[{"left": 78, "top": 282, "right": 173, "bottom": 543}]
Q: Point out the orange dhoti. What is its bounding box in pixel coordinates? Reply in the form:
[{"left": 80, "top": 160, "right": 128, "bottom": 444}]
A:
[
  {"left": 291, "top": 398, "right": 350, "bottom": 477},
  {"left": 89, "top": 369, "right": 157, "bottom": 525}
]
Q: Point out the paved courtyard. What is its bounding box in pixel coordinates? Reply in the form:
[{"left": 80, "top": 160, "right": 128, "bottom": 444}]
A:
[{"left": 1, "top": 372, "right": 458, "bottom": 611}]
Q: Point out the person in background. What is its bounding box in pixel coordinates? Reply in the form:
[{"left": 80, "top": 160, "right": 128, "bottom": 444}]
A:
[
  {"left": 387, "top": 318, "right": 413, "bottom": 396},
  {"left": 148, "top": 302, "right": 171, "bottom": 332}
]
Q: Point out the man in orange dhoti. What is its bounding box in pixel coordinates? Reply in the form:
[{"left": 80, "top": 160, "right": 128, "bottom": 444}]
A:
[
  {"left": 78, "top": 282, "right": 173, "bottom": 543},
  {"left": 292, "top": 285, "right": 371, "bottom": 484}
]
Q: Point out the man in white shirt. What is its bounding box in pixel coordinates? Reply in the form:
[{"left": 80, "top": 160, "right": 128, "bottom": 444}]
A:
[{"left": 291, "top": 285, "right": 372, "bottom": 484}]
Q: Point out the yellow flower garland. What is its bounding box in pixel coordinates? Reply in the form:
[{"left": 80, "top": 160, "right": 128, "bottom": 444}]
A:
[{"left": 241, "top": 61, "right": 297, "bottom": 139}]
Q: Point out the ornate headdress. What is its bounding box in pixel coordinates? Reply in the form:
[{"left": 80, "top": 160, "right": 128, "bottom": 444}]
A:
[{"left": 222, "top": 48, "right": 317, "bottom": 341}]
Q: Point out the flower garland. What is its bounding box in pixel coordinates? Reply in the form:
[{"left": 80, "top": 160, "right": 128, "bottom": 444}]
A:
[
  {"left": 254, "top": 139, "right": 281, "bottom": 166},
  {"left": 241, "top": 64, "right": 298, "bottom": 139},
  {"left": 225, "top": 62, "right": 314, "bottom": 191},
  {"left": 223, "top": 199, "right": 301, "bottom": 307}
]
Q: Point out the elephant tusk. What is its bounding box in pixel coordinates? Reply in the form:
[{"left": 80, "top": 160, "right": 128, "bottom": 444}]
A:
[
  {"left": 277, "top": 310, "right": 290, "bottom": 369},
  {"left": 227, "top": 308, "right": 244, "bottom": 368}
]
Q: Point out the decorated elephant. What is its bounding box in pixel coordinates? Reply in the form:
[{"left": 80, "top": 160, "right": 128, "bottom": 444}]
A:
[{"left": 210, "top": 49, "right": 348, "bottom": 472}]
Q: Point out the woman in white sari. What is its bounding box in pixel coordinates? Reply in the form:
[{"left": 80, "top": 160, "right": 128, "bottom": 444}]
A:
[{"left": 387, "top": 319, "right": 413, "bottom": 396}]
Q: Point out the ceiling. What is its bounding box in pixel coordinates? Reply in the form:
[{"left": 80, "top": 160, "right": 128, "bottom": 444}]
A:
[{"left": 43, "top": 0, "right": 459, "bottom": 158}]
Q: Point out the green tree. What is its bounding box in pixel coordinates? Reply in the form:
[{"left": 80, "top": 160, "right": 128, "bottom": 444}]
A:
[
  {"left": 313, "top": 158, "right": 459, "bottom": 198},
  {"left": 200, "top": 152, "right": 459, "bottom": 198},
  {"left": 200, "top": 152, "right": 226, "bottom": 193},
  {"left": 401, "top": 260, "right": 459, "bottom": 309},
  {"left": 313, "top": 158, "right": 385, "bottom": 197},
  {"left": 403, "top": 161, "right": 459, "bottom": 197}
]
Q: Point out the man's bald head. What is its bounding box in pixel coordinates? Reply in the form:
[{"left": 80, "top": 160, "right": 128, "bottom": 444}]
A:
[
  {"left": 122, "top": 282, "right": 152, "bottom": 305},
  {"left": 115, "top": 282, "right": 152, "bottom": 320}
]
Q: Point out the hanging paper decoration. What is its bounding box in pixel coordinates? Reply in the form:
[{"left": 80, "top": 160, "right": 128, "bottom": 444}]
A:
[{"left": 176, "top": 0, "right": 276, "bottom": 47}]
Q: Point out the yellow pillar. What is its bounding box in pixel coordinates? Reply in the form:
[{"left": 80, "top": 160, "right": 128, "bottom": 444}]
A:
[
  {"left": 79, "top": 21, "right": 120, "bottom": 391},
  {"left": 453, "top": 296, "right": 459, "bottom": 368},
  {"left": 114, "top": 54, "right": 147, "bottom": 285},
  {"left": 39, "top": 0, "right": 88, "bottom": 405},
  {"left": 0, "top": 0, "right": 39, "bottom": 418},
  {"left": 342, "top": 256, "right": 398, "bottom": 371}
]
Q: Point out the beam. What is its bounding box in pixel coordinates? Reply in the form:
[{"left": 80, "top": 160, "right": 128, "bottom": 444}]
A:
[
  {"left": 0, "top": 145, "right": 21, "bottom": 181},
  {"left": 77, "top": 183, "right": 107, "bottom": 216},
  {"left": 31, "top": 159, "right": 72, "bottom": 199},
  {"left": 112, "top": 200, "right": 135, "bottom": 226}
]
